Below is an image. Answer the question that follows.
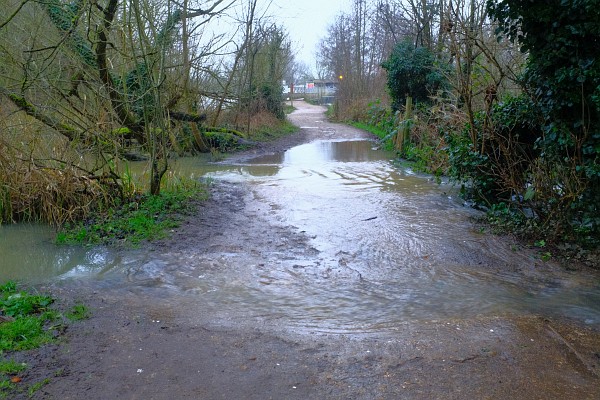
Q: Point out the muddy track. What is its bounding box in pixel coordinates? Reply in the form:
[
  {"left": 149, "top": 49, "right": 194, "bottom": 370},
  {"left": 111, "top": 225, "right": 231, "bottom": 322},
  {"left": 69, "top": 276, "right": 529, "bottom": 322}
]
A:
[{"left": 16, "top": 101, "right": 600, "bottom": 399}]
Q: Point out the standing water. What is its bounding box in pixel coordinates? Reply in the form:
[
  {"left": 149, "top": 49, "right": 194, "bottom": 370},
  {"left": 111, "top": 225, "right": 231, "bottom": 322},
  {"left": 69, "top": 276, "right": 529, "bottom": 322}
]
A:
[
  {"left": 1, "top": 139, "right": 599, "bottom": 332},
  {"left": 0, "top": 224, "right": 120, "bottom": 282}
]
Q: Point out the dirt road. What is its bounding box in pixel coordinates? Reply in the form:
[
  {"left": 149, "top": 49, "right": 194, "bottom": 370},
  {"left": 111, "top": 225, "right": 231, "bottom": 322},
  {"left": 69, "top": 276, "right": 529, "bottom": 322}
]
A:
[{"left": 19, "top": 101, "right": 600, "bottom": 399}]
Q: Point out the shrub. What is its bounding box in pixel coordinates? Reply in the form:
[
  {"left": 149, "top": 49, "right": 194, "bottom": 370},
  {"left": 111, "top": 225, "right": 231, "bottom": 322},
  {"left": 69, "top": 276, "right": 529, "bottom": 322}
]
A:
[{"left": 381, "top": 41, "right": 448, "bottom": 111}]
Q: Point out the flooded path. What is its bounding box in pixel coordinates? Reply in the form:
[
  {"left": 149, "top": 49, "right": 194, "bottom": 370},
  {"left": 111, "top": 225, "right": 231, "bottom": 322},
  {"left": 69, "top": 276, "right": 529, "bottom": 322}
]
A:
[
  {"left": 3, "top": 101, "right": 600, "bottom": 399},
  {"left": 99, "top": 136, "right": 600, "bottom": 333}
]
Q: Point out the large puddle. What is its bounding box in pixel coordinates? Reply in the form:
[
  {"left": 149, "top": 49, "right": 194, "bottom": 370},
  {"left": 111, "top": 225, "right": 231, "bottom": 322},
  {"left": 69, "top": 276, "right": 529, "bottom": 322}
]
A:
[{"left": 1, "top": 139, "right": 600, "bottom": 331}]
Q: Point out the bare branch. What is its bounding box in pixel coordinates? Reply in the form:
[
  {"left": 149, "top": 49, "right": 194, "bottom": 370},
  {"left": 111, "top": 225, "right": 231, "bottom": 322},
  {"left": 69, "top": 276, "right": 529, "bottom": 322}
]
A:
[
  {"left": 0, "top": 0, "right": 30, "bottom": 30},
  {"left": 0, "top": 86, "right": 81, "bottom": 141}
]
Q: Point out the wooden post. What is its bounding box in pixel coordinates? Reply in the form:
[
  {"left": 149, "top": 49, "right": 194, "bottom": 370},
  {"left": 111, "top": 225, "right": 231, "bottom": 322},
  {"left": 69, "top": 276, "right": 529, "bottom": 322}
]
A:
[{"left": 395, "top": 96, "right": 413, "bottom": 153}]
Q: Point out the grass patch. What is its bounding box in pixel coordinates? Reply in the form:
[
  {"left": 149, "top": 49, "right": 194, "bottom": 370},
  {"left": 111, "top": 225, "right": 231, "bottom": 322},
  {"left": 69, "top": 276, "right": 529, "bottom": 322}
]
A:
[
  {"left": 349, "top": 121, "right": 389, "bottom": 140},
  {"left": 27, "top": 378, "right": 50, "bottom": 397},
  {"left": 65, "top": 304, "right": 90, "bottom": 321},
  {"left": 0, "top": 282, "right": 56, "bottom": 352},
  {"left": 251, "top": 119, "right": 298, "bottom": 143},
  {"left": 350, "top": 121, "right": 447, "bottom": 178},
  {"left": 0, "top": 359, "right": 27, "bottom": 375},
  {"left": 56, "top": 182, "right": 208, "bottom": 246},
  {"left": 283, "top": 104, "right": 296, "bottom": 114},
  {"left": 0, "top": 281, "right": 84, "bottom": 398}
]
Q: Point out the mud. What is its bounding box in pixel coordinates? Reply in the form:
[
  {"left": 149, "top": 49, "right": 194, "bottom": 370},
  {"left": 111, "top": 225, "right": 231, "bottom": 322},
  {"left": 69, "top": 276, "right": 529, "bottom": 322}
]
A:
[{"left": 11, "top": 101, "right": 600, "bottom": 399}]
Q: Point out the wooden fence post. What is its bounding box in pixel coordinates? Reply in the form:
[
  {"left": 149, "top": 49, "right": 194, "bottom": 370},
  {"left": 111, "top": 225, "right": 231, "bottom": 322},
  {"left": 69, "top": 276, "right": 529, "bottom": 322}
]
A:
[{"left": 395, "top": 96, "right": 413, "bottom": 153}]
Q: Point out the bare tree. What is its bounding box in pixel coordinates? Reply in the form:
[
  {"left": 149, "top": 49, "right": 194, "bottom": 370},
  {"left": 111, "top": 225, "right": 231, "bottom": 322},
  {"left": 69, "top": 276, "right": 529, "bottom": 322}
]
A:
[
  {"left": 318, "top": 1, "right": 392, "bottom": 117},
  {"left": 0, "top": 0, "right": 235, "bottom": 195}
]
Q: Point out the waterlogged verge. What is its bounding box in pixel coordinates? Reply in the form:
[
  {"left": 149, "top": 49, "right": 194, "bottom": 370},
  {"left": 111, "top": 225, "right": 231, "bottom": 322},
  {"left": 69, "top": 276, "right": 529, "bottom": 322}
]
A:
[{"left": 56, "top": 185, "right": 208, "bottom": 247}]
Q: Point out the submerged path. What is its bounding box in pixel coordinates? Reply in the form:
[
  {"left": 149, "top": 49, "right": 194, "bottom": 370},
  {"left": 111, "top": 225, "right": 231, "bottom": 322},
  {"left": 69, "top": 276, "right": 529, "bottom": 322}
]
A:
[{"left": 30, "top": 101, "right": 600, "bottom": 399}]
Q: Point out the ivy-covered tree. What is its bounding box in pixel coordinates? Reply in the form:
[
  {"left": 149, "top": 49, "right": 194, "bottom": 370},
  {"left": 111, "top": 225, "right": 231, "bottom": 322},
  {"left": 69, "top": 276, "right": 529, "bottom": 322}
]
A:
[{"left": 487, "top": 0, "right": 600, "bottom": 241}]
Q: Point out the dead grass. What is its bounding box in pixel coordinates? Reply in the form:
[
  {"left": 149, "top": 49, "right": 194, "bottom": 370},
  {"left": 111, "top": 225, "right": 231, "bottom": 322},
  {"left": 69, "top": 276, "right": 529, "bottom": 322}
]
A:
[
  {"left": 0, "top": 153, "right": 116, "bottom": 225},
  {"left": 0, "top": 109, "right": 119, "bottom": 225}
]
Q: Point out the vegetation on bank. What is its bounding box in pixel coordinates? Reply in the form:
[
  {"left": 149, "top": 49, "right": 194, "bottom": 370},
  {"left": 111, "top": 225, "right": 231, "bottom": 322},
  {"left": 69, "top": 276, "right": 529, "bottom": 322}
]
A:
[
  {"left": 56, "top": 183, "right": 207, "bottom": 246},
  {"left": 247, "top": 119, "right": 298, "bottom": 144},
  {"left": 0, "top": 281, "right": 88, "bottom": 398}
]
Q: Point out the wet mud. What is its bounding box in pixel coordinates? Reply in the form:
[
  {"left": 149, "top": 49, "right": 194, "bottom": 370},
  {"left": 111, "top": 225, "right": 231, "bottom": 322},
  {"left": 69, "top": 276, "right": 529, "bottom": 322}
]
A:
[{"left": 14, "top": 101, "right": 600, "bottom": 399}]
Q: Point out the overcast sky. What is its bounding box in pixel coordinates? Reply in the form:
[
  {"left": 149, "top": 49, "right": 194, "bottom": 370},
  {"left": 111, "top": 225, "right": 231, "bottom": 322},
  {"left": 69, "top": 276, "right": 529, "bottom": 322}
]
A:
[{"left": 267, "top": 0, "right": 351, "bottom": 72}]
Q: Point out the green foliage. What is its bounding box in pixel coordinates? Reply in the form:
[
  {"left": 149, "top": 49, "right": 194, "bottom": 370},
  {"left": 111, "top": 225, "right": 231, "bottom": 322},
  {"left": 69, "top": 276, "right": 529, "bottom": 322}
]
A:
[
  {"left": 123, "top": 62, "right": 156, "bottom": 118},
  {"left": 446, "top": 123, "right": 496, "bottom": 203},
  {"left": 204, "top": 131, "right": 241, "bottom": 152},
  {"left": 283, "top": 104, "right": 296, "bottom": 114},
  {"left": 457, "top": 95, "right": 542, "bottom": 203},
  {"left": 0, "top": 317, "right": 51, "bottom": 351},
  {"left": 56, "top": 184, "right": 207, "bottom": 246},
  {"left": 0, "top": 283, "right": 53, "bottom": 319},
  {"left": 382, "top": 41, "right": 447, "bottom": 110},
  {"left": 358, "top": 100, "right": 448, "bottom": 174},
  {"left": 0, "top": 284, "right": 57, "bottom": 352},
  {"left": 65, "top": 304, "right": 90, "bottom": 321},
  {"left": 44, "top": 0, "right": 96, "bottom": 67},
  {"left": 364, "top": 100, "right": 397, "bottom": 150},
  {"left": 28, "top": 378, "right": 51, "bottom": 397},
  {"left": 0, "top": 358, "right": 27, "bottom": 398},
  {"left": 0, "top": 359, "right": 26, "bottom": 375},
  {"left": 250, "top": 119, "right": 298, "bottom": 142},
  {"left": 156, "top": 9, "right": 183, "bottom": 47},
  {"left": 349, "top": 122, "right": 391, "bottom": 148},
  {"left": 484, "top": 202, "right": 538, "bottom": 235},
  {"left": 242, "top": 24, "right": 289, "bottom": 121},
  {"left": 402, "top": 143, "right": 444, "bottom": 177},
  {"left": 489, "top": 0, "right": 600, "bottom": 161},
  {"left": 487, "top": 0, "right": 600, "bottom": 244},
  {"left": 0, "top": 282, "right": 87, "bottom": 398},
  {"left": 260, "top": 83, "right": 285, "bottom": 120}
]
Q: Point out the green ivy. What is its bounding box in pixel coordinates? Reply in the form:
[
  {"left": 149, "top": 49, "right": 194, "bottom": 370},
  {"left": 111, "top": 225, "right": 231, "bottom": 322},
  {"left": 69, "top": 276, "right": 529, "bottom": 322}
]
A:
[
  {"left": 381, "top": 41, "right": 448, "bottom": 111},
  {"left": 484, "top": 0, "right": 600, "bottom": 244}
]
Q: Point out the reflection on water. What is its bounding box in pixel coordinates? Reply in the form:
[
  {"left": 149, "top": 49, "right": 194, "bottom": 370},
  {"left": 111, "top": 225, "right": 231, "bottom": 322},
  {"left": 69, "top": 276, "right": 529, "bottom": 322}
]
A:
[
  {"left": 2, "top": 139, "right": 600, "bottom": 331},
  {"left": 249, "top": 140, "right": 390, "bottom": 165},
  {"left": 0, "top": 224, "right": 119, "bottom": 282}
]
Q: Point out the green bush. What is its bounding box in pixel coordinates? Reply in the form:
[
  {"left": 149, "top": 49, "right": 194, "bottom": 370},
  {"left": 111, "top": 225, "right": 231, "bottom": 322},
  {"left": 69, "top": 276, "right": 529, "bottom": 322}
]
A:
[
  {"left": 486, "top": 0, "right": 600, "bottom": 244},
  {"left": 381, "top": 41, "right": 447, "bottom": 111},
  {"left": 446, "top": 122, "right": 496, "bottom": 204}
]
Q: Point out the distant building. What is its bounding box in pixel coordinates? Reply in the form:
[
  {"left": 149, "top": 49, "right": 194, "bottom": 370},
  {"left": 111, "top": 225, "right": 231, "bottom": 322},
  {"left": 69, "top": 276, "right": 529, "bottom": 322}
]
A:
[
  {"left": 307, "top": 79, "right": 338, "bottom": 95},
  {"left": 283, "top": 83, "right": 306, "bottom": 94},
  {"left": 283, "top": 79, "right": 338, "bottom": 96},
  {"left": 282, "top": 79, "right": 339, "bottom": 104}
]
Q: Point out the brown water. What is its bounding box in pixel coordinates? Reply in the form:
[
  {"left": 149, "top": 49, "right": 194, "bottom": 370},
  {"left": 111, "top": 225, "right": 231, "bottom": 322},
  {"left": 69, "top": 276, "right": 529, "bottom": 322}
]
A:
[{"left": 1, "top": 139, "right": 599, "bottom": 331}]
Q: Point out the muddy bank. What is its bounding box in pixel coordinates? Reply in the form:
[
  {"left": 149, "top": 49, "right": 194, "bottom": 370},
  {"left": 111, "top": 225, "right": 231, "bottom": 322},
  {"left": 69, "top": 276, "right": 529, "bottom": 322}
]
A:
[{"left": 13, "top": 101, "right": 600, "bottom": 399}]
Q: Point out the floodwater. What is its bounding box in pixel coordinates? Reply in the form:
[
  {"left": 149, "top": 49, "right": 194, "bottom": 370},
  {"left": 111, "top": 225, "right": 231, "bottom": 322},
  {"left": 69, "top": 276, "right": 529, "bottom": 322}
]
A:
[
  {"left": 0, "top": 224, "right": 120, "bottom": 282},
  {"left": 1, "top": 139, "right": 600, "bottom": 332}
]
